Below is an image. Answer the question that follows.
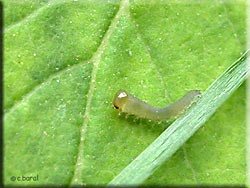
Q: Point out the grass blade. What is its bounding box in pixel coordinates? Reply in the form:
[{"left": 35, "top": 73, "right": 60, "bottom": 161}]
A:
[{"left": 108, "top": 50, "right": 250, "bottom": 186}]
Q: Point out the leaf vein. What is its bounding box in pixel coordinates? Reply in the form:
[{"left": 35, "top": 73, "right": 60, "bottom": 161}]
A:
[
  {"left": 128, "top": 4, "right": 172, "bottom": 103},
  {"left": 4, "top": 62, "right": 86, "bottom": 118},
  {"left": 69, "top": 0, "right": 128, "bottom": 185},
  {"left": 221, "top": 2, "right": 244, "bottom": 48},
  {"left": 182, "top": 145, "right": 198, "bottom": 183},
  {"left": 4, "top": 0, "right": 68, "bottom": 33}
]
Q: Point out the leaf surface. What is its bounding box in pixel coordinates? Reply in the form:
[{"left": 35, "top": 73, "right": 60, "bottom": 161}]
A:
[{"left": 4, "top": 0, "right": 246, "bottom": 185}]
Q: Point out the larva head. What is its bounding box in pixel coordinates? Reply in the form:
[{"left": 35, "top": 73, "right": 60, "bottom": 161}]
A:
[{"left": 113, "top": 90, "right": 129, "bottom": 110}]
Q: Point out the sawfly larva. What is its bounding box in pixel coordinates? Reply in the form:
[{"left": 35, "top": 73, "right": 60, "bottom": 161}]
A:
[{"left": 113, "top": 90, "right": 201, "bottom": 121}]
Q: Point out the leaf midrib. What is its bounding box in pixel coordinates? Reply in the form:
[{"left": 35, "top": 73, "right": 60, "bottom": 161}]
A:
[
  {"left": 4, "top": 0, "right": 115, "bottom": 117},
  {"left": 69, "top": 0, "right": 129, "bottom": 185}
]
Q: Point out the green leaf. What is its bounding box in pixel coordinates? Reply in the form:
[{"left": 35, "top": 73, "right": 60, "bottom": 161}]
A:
[
  {"left": 4, "top": 0, "right": 247, "bottom": 186},
  {"left": 108, "top": 50, "right": 250, "bottom": 185}
]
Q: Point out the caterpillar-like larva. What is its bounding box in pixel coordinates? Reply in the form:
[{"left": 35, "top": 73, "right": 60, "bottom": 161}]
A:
[{"left": 113, "top": 90, "right": 201, "bottom": 121}]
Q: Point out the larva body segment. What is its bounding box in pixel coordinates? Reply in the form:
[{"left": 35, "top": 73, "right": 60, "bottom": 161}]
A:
[{"left": 113, "top": 90, "right": 201, "bottom": 121}]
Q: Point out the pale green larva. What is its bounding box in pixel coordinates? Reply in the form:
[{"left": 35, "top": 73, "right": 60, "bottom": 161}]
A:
[{"left": 113, "top": 90, "right": 201, "bottom": 121}]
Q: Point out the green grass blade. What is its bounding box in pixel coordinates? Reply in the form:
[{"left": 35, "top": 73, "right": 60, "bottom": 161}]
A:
[{"left": 108, "top": 50, "right": 250, "bottom": 186}]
